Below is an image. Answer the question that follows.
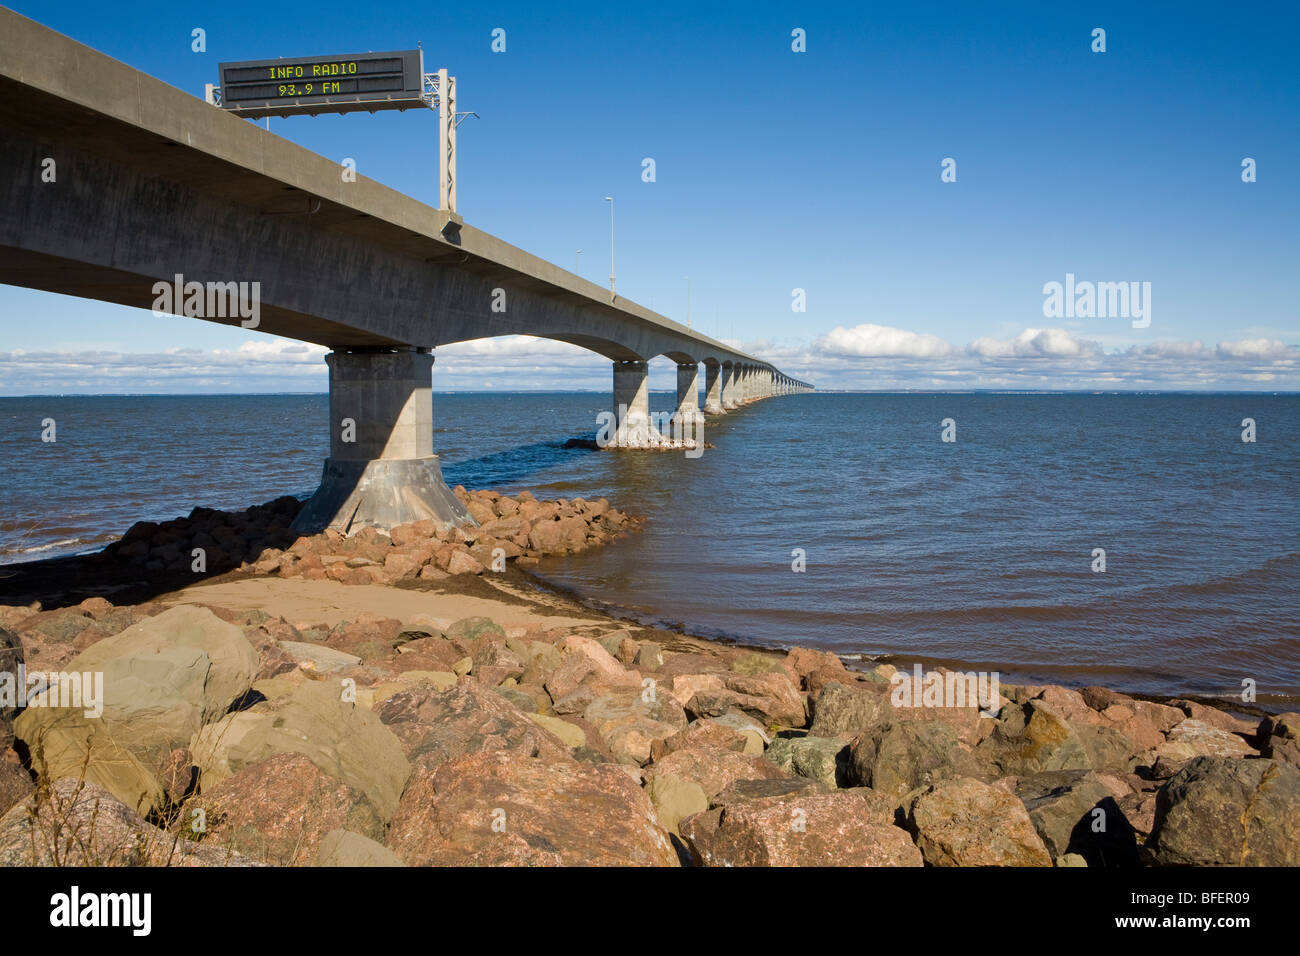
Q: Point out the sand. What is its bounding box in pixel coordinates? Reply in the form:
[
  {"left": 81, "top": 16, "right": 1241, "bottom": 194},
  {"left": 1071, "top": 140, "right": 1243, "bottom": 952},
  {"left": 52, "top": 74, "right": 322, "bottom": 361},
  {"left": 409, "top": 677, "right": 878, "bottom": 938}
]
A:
[{"left": 159, "top": 575, "right": 606, "bottom": 633}]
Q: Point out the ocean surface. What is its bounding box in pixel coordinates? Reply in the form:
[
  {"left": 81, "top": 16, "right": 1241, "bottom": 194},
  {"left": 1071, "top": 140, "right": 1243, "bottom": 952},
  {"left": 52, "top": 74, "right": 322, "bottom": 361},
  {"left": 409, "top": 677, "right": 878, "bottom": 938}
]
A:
[{"left": 2, "top": 392, "right": 1297, "bottom": 710}]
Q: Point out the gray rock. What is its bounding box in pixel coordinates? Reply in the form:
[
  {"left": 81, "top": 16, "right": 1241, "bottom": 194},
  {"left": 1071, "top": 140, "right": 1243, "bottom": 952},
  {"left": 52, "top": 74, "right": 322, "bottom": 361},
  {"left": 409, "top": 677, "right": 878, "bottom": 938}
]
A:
[
  {"left": 1073, "top": 722, "right": 1138, "bottom": 773},
  {"left": 764, "top": 736, "right": 797, "bottom": 773},
  {"left": 850, "top": 720, "right": 986, "bottom": 798},
  {"left": 645, "top": 772, "right": 709, "bottom": 835},
  {"left": 710, "top": 711, "right": 770, "bottom": 753},
  {"left": 906, "top": 776, "right": 1052, "bottom": 867},
  {"left": 975, "top": 701, "right": 1090, "bottom": 776},
  {"left": 1149, "top": 756, "right": 1300, "bottom": 866},
  {"left": 377, "top": 680, "right": 567, "bottom": 772},
  {"left": 808, "top": 682, "right": 887, "bottom": 737},
  {"left": 14, "top": 605, "right": 259, "bottom": 814},
  {"left": 711, "top": 776, "right": 824, "bottom": 809},
  {"left": 278, "top": 640, "right": 361, "bottom": 673},
  {"left": 444, "top": 616, "right": 506, "bottom": 645},
  {"left": 634, "top": 643, "right": 664, "bottom": 670},
  {"left": 491, "top": 686, "right": 540, "bottom": 713},
  {"left": 0, "top": 626, "right": 22, "bottom": 745},
  {"left": 193, "top": 678, "right": 411, "bottom": 821},
  {"left": 316, "top": 829, "right": 406, "bottom": 866},
  {"left": 23, "top": 604, "right": 259, "bottom": 751},
  {"left": 790, "top": 735, "right": 852, "bottom": 789},
  {"left": 1015, "top": 770, "right": 1139, "bottom": 866}
]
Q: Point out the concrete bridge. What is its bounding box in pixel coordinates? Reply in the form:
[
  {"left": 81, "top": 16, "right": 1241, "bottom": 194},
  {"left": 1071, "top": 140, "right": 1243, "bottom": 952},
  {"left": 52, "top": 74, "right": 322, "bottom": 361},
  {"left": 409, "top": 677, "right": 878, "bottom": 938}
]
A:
[{"left": 0, "top": 7, "right": 811, "bottom": 533}]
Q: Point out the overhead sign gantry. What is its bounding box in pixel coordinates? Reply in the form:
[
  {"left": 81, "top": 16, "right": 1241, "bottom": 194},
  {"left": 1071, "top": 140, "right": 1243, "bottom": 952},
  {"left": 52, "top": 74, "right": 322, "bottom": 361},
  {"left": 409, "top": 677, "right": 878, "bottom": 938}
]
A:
[
  {"left": 216, "top": 49, "right": 426, "bottom": 118},
  {"left": 208, "top": 49, "right": 473, "bottom": 217}
]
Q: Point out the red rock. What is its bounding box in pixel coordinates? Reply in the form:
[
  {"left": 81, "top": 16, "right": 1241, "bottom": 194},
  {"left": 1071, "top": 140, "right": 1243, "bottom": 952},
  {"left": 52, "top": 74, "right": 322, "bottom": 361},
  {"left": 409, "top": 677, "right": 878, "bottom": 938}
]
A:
[
  {"left": 70, "top": 622, "right": 115, "bottom": 651},
  {"left": 376, "top": 681, "right": 567, "bottom": 767},
  {"left": 544, "top": 636, "right": 641, "bottom": 701},
  {"left": 519, "top": 500, "right": 559, "bottom": 523},
  {"left": 643, "top": 746, "right": 788, "bottom": 799},
  {"left": 383, "top": 550, "right": 423, "bottom": 580},
  {"left": 0, "top": 779, "right": 259, "bottom": 867},
  {"left": 527, "top": 515, "right": 588, "bottom": 553},
  {"left": 651, "top": 718, "right": 750, "bottom": 761},
  {"left": 688, "top": 675, "right": 805, "bottom": 728},
  {"left": 805, "top": 665, "right": 860, "bottom": 698},
  {"left": 77, "top": 597, "right": 114, "bottom": 619},
  {"left": 389, "top": 523, "right": 423, "bottom": 548},
  {"left": 194, "top": 753, "right": 384, "bottom": 865},
  {"left": 386, "top": 751, "right": 678, "bottom": 866},
  {"left": 1095, "top": 702, "right": 1174, "bottom": 751},
  {"left": 681, "top": 789, "right": 921, "bottom": 867},
  {"left": 0, "top": 755, "right": 33, "bottom": 819},
  {"left": 446, "top": 550, "right": 484, "bottom": 576},
  {"left": 1035, "top": 686, "right": 1100, "bottom": 725},
  {"left": 724, "top": 672, "right": 805, "bottom": 723},
  {"left": 1170, "top": 700, "right": 1258, "bottom": 736},
  {"left": 1080, "top": 686, "right": 1133, "bottom": 711}
]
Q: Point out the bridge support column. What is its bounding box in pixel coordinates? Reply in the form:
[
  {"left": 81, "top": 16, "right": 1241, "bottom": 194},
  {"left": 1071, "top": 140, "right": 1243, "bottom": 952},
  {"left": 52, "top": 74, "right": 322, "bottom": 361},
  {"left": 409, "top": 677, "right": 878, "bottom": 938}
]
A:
[
  {"left": 703, "top": 362, "right": 725, "bottom": 415},
  {"left": 610, "top": 359, "right": 659, "bottom": 447},
  {"left": 675, "top": 362, "right": 703, "bottom": 430},
  {"left": 721, "top": 363, "right": 738, "bottom": 410},
  {"left": 291, "top": 349, "right": 473, "bottom": 535}
]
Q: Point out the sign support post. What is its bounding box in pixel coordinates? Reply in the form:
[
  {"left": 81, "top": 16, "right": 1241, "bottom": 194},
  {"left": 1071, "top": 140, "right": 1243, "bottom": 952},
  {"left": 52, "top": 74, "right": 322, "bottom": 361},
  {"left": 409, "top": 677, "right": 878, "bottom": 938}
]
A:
[{"left": 438, "top": 67, "right": 456, "bottom": 216}]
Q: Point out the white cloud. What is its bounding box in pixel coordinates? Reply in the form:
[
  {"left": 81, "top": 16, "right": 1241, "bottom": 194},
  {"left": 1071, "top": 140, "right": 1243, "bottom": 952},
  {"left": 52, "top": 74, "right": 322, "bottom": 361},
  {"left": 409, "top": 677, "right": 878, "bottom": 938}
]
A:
[
  {"left": 1216, "top": 338, "right": 1294, "bottom": 361},
  {"left": 967, "top": 328, "right": 1098, "bottom": 358},
  {"left": 815, "top": 324, "right": 954, "bottom": 359},
  {"left": 2, "top": 328, "right": 1298, "bottom": 395}
]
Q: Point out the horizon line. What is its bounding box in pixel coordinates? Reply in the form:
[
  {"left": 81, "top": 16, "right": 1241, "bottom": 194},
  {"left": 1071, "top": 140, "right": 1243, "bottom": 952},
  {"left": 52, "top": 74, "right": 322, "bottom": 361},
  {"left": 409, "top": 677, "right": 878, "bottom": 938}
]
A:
[{"left": 3, "top": 388, "right": 1300, "bottom": 398}]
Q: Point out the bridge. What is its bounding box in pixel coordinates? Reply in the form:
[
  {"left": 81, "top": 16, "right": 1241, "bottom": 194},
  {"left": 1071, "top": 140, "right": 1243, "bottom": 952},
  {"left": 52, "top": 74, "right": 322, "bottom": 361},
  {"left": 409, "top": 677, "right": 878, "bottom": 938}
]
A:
[{"left": 0, "top": 7, "right": 811, "bottom": 534}]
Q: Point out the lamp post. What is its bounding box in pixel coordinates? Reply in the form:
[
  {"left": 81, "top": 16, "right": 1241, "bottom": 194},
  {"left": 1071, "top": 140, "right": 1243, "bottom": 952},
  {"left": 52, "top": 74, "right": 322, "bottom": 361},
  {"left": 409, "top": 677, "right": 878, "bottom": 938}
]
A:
[
  {"left": 604, "top": 196, "right": 615, "bottom": 297},
  {"left": 575, "top": 249, "right": 581, "bottom": 274}
]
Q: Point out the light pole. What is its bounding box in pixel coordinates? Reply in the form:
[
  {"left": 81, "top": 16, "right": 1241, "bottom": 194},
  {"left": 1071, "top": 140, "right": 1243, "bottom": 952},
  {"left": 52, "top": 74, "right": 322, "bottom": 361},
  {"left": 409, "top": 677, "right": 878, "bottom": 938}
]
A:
[
  {"left": 685, "top": 275, "right": 691, "bottom": 328},
  {"left": 604, "top": 196, "right": 615, "bottom": 297},
  {"left": 575, "top": 249, "right": 581, "bottom": 274}
]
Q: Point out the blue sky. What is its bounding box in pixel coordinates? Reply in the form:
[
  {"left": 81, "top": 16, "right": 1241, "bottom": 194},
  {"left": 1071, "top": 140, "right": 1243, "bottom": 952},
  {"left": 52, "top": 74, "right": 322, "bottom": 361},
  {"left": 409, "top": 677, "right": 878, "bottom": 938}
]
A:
[{"left": 2, "top": 0, "right": 1297, "bottom": 392}]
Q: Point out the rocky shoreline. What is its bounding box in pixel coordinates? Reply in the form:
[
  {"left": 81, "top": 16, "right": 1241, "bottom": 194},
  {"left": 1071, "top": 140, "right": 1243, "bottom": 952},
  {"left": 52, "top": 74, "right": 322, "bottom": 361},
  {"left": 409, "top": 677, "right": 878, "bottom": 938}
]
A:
[{"left": 1, "top": 490, "right": 1297, "bottom": 867}]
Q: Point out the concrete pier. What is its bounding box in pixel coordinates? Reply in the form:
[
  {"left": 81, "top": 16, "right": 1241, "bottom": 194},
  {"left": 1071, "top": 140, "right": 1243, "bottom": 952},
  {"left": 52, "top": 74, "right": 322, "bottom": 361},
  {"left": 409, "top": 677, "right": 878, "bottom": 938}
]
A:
[
  {"left": 292, "top": 350, "right": 472, "bottom": 534},
  {"left": 703, "top": 362, "right": 724, "bottom": 415},
  {"left": 721, "top": 362, "right": 738, "bottom": 410},
  {"left": 611, "top": 359, "right": 658, "bottom": 447},
  {"left": 675, "top": 362, "right": 704, "bottom": 433}
]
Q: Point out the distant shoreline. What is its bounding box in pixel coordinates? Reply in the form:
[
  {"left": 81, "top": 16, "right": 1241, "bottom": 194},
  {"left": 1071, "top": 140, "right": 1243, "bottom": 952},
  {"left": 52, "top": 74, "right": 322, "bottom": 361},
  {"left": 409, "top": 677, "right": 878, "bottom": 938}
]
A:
[{"left": 3, "top": 390, "right": 1300, "bottom": 398}]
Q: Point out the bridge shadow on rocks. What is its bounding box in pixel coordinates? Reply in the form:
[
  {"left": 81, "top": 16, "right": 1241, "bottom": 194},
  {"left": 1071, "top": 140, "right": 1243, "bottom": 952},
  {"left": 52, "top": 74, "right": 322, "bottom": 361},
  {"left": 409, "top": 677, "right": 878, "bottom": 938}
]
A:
[{"left": 0, "top": 495, "right": 305, "bottom": 612}]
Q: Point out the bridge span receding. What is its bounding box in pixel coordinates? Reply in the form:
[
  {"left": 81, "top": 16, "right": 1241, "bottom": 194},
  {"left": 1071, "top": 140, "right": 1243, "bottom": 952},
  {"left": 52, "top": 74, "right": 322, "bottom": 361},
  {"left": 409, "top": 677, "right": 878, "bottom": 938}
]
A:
[{"left": 0, "top": 7, "right": 811, "bottom": 533}]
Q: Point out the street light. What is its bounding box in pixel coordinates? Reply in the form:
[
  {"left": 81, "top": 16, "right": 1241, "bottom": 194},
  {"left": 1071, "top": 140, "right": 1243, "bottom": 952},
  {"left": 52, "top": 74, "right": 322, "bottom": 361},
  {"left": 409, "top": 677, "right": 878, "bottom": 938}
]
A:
[
  {"left": 575, "top": 249, "right": 582, "bottom": 274},
  {"left": 604, "top": 196, "right": 615, "bottom": 297}
]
